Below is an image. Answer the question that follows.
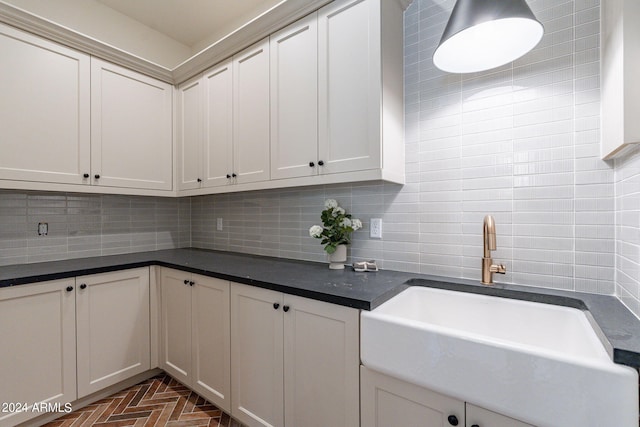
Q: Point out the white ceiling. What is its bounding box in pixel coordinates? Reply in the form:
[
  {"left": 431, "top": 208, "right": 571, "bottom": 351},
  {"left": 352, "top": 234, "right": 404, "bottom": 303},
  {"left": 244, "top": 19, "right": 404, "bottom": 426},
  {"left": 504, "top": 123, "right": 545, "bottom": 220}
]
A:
[{"left": 96, "top": 0, "right": 284, "bottom": 48}]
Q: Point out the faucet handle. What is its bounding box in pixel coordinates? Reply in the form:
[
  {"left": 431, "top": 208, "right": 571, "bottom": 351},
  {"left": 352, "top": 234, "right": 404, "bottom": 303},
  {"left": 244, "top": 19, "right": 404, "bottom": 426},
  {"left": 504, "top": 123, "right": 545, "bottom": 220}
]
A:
[{"left": 490, "top": 264, "right": 506, "bottom": 274}]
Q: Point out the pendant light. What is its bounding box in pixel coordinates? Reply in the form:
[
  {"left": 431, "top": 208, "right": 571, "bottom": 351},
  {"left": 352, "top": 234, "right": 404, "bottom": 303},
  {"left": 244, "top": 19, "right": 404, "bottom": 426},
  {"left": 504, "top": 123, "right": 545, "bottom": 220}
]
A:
[{"left": 433, "top": 0, "right": 544, "bottom": 74}]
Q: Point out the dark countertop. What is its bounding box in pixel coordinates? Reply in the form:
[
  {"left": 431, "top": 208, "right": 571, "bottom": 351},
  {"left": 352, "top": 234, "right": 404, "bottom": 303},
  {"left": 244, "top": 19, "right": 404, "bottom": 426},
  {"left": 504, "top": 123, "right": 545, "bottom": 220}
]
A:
[{"left": 1, "top": 248, "right": 639, "bottom": 369}]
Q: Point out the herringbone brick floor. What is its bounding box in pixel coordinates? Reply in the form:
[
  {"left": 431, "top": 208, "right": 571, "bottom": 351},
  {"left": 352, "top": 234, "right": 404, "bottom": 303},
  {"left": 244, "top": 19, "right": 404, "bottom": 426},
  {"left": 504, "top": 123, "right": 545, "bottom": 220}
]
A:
[{"left": 43, "top": 374, "right": 243, "bottom": 427}]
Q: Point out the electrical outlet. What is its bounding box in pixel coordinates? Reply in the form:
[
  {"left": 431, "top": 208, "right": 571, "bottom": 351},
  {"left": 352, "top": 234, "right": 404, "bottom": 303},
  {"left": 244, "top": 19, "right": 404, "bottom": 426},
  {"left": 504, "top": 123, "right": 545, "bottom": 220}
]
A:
[
  {"left": 37, "top": 222, "right": 48, "bottom": 236},
  {"left": 370, "top": 218, "right": 382, "bottom": 239},
  {"left": 216, "top": 218, "right": 223, "bottom": 231}
]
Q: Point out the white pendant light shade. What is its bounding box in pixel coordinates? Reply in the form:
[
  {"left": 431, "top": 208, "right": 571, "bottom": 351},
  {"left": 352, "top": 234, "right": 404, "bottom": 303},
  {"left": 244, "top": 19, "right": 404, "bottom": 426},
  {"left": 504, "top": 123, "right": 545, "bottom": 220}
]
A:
[{"left": 433, "top": 0, "right": 544, "bottom": 74}]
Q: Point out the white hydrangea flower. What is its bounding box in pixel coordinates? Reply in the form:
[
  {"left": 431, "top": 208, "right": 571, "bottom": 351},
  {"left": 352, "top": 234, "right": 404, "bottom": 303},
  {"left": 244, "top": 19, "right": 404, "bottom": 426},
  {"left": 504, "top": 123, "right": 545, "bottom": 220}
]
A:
[
  {"left": 309, "top": 225, "right": 323, "bottom": 238},
  {"left": 352, "top": 218, "right": 362, "bottom": 230},
  {"left": 324, "top": 199, "right": 338, "bottom": 209},
  {"left": 332, "top": 206, "right": 345, "bottom": 217},
  {"left": 340, "top": 218, "right": 352, "bottom": 228}
]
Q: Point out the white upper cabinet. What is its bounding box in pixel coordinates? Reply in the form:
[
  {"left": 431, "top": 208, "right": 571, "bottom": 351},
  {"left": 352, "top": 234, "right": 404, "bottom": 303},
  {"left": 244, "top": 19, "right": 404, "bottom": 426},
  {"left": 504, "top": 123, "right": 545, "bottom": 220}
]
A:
[
  {"left": 91, "top": 58, "right": 173, "bottom": 191},
  {"left": 177, "top": 39, "right": 270, "bottom": 192},
  {"left": 270, "top": 13, "right": 319, "bottom": 180},
  {"left": 176, "top": 75, "right": 203, "bottom": 191},
  {"left": 233, "top": 38, "right": 271, "bottom": 184},
  {"left": 0, "top": 23, "right": 90, "bottom": 186},
  {"left": 318, "top": 0, "right": 382, "bottom": 175},
  {"left": 203, "top": 60, "right": 234, "bottom": 188},
  {"left": 1, "top": 0, "right": 405, "bottom": 197},
  {"left": 0, "top": 23, "right": 173, "bottom": 195},
  {"left": 601, "top": 0, "right": 640, "bottom": 159}
]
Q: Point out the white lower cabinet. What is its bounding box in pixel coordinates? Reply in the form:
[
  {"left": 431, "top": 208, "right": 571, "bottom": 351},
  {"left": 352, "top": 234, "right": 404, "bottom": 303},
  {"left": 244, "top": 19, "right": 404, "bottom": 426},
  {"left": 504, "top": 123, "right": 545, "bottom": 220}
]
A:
[
  {"left": 0, "top": 279, "right": 77, "bottom": 427},
  {"left": 159, "top": 268, "right": 231, "bottom": 412},
  {"left": 230, "top": 282, "right": 360, "bottom": 427},
  {"left": 0, "top": 268, "right": 151, "bottom": 426},
  {"left": 76, "top": 268, "right": 150, "bottom": 397},
  {"left": 361, "top": 366, "right": 534, "bottom": 427}
]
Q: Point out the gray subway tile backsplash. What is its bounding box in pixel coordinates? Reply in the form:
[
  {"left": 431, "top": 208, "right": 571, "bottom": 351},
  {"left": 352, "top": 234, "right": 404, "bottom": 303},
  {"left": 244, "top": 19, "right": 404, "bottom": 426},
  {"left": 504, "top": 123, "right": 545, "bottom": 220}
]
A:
[{"left": 0, "top": 191, "right": 191, "bottom": 265}]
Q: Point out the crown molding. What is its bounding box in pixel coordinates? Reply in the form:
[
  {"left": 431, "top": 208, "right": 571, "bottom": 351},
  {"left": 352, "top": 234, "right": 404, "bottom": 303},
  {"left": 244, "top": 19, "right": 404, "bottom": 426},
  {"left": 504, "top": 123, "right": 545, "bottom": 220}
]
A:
[
  {"left": 171, "top": 0, "right": 332, "bottom": 84},
  {"left": 0, "top": 1, "right": 174, "bottom": 83},
  {"left": 0, "top": 0, "right": 331, "bottom": 86}
]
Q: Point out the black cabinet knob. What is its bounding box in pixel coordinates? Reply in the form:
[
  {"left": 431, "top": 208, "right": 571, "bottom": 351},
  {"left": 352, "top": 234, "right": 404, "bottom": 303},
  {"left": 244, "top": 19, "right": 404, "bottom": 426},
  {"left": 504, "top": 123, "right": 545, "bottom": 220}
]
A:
[
  {"left": 232, "top": 173, "right": 237, "bottom": 178},
  {"left": 226, "top": 174, "right": 231, "bottom": 179},
  {"left": 189, "top": 281, "right": 195, "bottom": 286},
  {"left": 318, "top": 160, "right": 324, "bottom": 166},
  {"left": 184, "top": 279, "right": 189, "bottom": 285},
  {"left": 283, "top": 305, "right": 290, "bottom": 313},
  {"left": 273, "top": 303, "right": 280, "bottom": 310},
  {"left": 309, "top": 162, "right": 315, "bottom": 167},
  {"left": 66, "top": 286, "right": 73, "bottom": 292},
  {"left": 94, "top": 174, "right": 100, "bottom": 179},
  {"left": 197, "top": 178, "right": 202, "bottom": 183},
  {"left": 447, "top": 415, "right": 459, "bottom": 426},
  {"left": 83, "top": 173, "right": 89, "bottom": 178},
  {"left": 80, "top": 284, "right": 87, "bottom": 290}
]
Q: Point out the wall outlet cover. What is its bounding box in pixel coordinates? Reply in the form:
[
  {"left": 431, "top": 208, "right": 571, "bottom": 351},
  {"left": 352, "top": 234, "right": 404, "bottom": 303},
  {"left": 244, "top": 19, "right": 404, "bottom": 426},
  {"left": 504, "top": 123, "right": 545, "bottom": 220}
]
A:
[{"left": 370, "top": 218, "right": 382, "bottom": 239}]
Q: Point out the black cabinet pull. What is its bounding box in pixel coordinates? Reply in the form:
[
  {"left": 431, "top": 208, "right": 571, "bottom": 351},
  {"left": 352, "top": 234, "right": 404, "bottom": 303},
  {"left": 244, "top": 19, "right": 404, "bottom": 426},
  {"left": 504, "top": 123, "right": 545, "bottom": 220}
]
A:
[
  {"left": 80, "top": 284, "right": 87, "bottom": 290},
  {"left": 309, "top": 162, "right": 315, "bottom": 167},
  {"left": 189, "top": 281, "right": 195, "bottom": 286},
  {"left": 232, "top": 173, "right": 237, "bottom": 178},
  {"left": 83, "top": 173, "right": 89, "bottom": 178},
  {"left": 184, "top": 279, "right": 189, "bottom": 285},
  {"left": 471, "top": 425, "right": 479, "bottom": 427},
  {"left": 66, "top": 286, "right": 73, "bottom": 292},
  {"left": 283, "top": 305, "right": 290, "bottom": 313},
  {"left": 447, "top": 415, "right": 459, "bottom": 426},
  {"left": 318, "top": 160, "right": 324, "bottom": 166},
  {"left": 226, "top": 174, "right": 231, "bottom": 179},
  {"left": 273, "top": 303, "right": 280, "bottom": 310},
  {"left": 94, "top": 174, "right": 100, "bottom": 179},
  {"left": 197, "top": 178, "right": 202, "bottom": 183}
]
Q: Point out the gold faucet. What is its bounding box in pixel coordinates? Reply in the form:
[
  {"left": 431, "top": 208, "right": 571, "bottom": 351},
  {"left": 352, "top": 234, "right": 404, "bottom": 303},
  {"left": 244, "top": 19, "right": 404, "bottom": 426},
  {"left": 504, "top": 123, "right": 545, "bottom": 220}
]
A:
[{"left": 482, "top": 215, "right": 506, "bottom": 285}]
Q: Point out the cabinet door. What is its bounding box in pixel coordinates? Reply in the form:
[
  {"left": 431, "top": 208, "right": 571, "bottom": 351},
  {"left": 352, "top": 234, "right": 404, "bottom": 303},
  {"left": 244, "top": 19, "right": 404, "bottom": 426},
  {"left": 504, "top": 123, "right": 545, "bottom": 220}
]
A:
[
  {"left": 230, "top": 283, "right": 284, "bottom": 427},
  {"left": 0, "top": 280, "right": 77, "bottom": 426},
  {"left": 361, "top": 366, "right": 465, "bottom": 427},
  {"left": 91, "top": 58, "right": 173, "bottom": 190},
  {"left": 270, "top": 13, "right": 319, "bottom": 180},
  {"left": 160, "top": 268, "right": 192, "bottom": 384},
  {"left": 203, "top": 60, "right": 234, "bottom": 188},
  {"left": 191, "top": 274, "right": 231, "bottom": 412},
  {"left": 177, "top": 75, "right": 203, "bottom": 190},
  {"left": 318, "top": 0, "right": 381, "bottom": 174},
  {"left": 0, "top": 23, "right": 90, "bottom": 185},
  {"left": 284, "top": 295, "right": 360, "bottom": 427},
  {"left": 466, "top": 403, "right": 535, "bottom": 427},
  {"left": 233, "top": 38, "right": 271, "bottom": 184},
  {"left": 76, "top": 268, "right": 150, "bottom": 398}
]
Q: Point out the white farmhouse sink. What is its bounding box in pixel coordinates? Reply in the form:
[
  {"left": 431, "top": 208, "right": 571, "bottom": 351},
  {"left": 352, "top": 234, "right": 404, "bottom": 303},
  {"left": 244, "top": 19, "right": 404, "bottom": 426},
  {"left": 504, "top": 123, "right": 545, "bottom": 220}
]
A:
[{"left": 361, "top": 286, "right": 639, "bottom": 427}]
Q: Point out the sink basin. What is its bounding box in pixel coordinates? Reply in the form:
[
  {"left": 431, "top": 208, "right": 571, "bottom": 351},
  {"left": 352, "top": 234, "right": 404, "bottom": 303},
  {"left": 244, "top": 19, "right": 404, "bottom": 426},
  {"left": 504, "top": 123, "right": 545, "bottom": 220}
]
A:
[{"left": 361, "top": 286, "right": 639, "bottom": 427}]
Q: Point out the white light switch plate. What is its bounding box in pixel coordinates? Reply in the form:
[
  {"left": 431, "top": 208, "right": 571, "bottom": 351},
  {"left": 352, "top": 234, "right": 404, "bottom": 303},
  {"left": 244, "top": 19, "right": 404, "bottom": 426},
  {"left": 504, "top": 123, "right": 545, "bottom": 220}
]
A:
[
  {"left": 370, "top": 218, "right": 382, "bottom": 239},
  {"left": 216, "top": 218, "right": 223, "bottom": 231}
]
